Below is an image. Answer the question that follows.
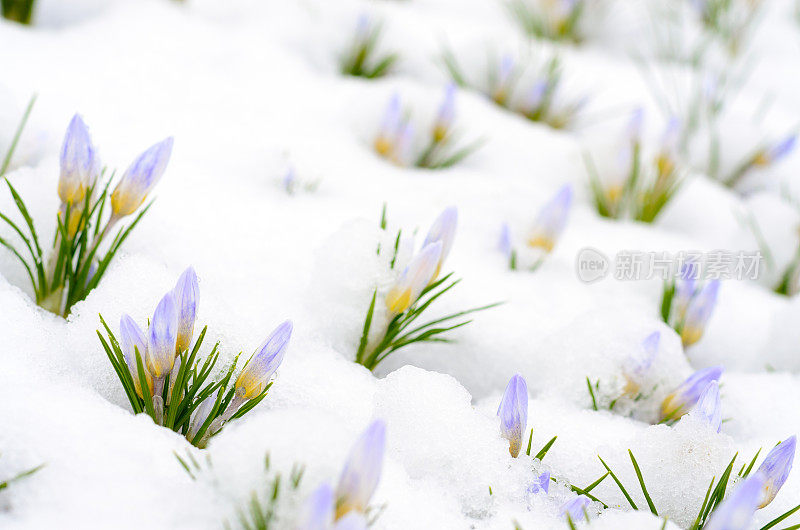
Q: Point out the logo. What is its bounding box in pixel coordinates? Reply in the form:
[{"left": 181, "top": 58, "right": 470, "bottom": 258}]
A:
[{"left": 576, "top": 247, "right": 609, "bottom": 283}]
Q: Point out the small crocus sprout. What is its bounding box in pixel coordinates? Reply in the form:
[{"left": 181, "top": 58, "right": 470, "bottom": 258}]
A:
[
  {"left": 497, "top": 374, "right": 528, "bottom": 458},
  {"left": 755, "top": 435, "right": 796, "bottom": 508},
  {"left": 235, "top": 320, "right": 293, "bottom": 400},
  {"left": 119, "top": 314, "right": 152, "bottom": 398},
  {"left": 422, "top": 206, "right": 458, "bottom": 278},
  {"left": 296, "top": 483, "right": 334, "bottom": 530},
  {"left": 187, "top": 388, "right": 219, "bottom": 440},
  {"left": 433, "top": 84, "right": 456, "bottom": 143},
  {"left": 656, "top": 117, "right": 681, "bottom": 177},
  {"left": 560, "top": 495, "right": 590, "bottom": 520},
  {"left": 385, "top": 242, "right": 443, "bottom": 314},
  {"left": 492, "top": 54, "right": 515, "bottom": 105},
  {"left": 661, "top": 366, "right": 723, "bottom": 422},
  {"left": 756, "top": 134, "right": 797, "bottom": 167},
  {"left": 335, "top": 420, "right": 387, "bottom": 519},
  {"left": 110, "top": 137, "right": 173, "bottom": 218},
  {"left": 172, "top": 267, "right": 199, "bottom": 354},
  {"left": 528, "top": 471, "right": 550, "bottom": 494},
  {"left": 374, "top": 94, "right": 401, "bottom": 157},
  {"left": 703, "top": 474, "right": 765, "bottom": 530},
  {"left": 689, "top": 381, "right": 722, "bottom": 433},
  {"left": 146, "top": 291, "right": 179, "bottom": 379},
  {"left": 681, "top": 279, "right": 720, "bottom": 347},
  {"left": 624, "top": 331, "right": 660, "bottom": 396},
  {"left": 527, "top": 184, "right": 573, "bottom": 253},
  {"left": 58, "top": 114, "right": 100, "bottom": 205}
]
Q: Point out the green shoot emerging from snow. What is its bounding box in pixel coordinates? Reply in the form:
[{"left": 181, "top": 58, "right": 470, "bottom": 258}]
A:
[
  {"left": 340, "top": 14, "right": 398, "bottom": 79},
  {"left": 355, "top": 205, "right": 499, "bottom": 371}
]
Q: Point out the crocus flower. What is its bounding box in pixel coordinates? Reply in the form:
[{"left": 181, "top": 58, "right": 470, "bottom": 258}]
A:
[
  {"left": 497, "top": 374, "right": 528, "bottom": 458},
  {"left": 681, "top": 279, "right": 720, "bottom": 347},
  {"left": 623, "top": 331, "right": 660, "bottom": 396},
  {"left": 385, "top": 242, "right": 442, "bottom": 314},
  {"left": 422, "top": 206, "right": 457, "bottom": 278},
  {"left": 655, "top": 117, "right": 681, "bottom": 178},
  {"left": 58, "top": 114, "right": 100, "bottom": 205},
  {"left": 335, "top": 420, "right": 386, "bottom": 519},
  {"left": 392, "top": 121, "right": 415, "bottom": 165},
  {"left": 492, "top": 54, "right": 515, "bottom": 105},
  {"left": 661, "top": 366, "right": 723, "bottom": 422},
  {"left": 524, "top": 80, "right": 547, "bottom": 114},
  {"left": 187, "top": 388, "right": 219, "bottom": 440},
  {"left": 755, "top": 134, "right": 797, "bottom": 166},
  {"left": 296, "top": 483, "right": 334, "bottom": 530},
  {"left": 755, "top": 435, "right": 796, "bottom": 508},
  {"left": 172, "top": 267, "right": 199, "bottom": 354},
  {"left": 433, "top": 83, "right": 456, "bottom": 142},
  {"left": 560, "top": 495, "right": 590, "bottom": 521},
  {"left": 119, "top": 314, "right": 152, "bottom": 397},
  {"left": 673, "top": 263, "right": 698, "bottom": 317},
  {"left": 110, "top": 137, "right": 173, "bottom": 218},
  {"left": 374, "top": 94, "right": 401, "bottom": 157},
  {"left": 235, "top": 320, "right": 293, "bottom": 400},
  {"left": 688, "top": 381, "right": 722, "bottom": 433},
  {"left": 527, "top": 185, "right": 573, "bottom": 252},
  {"left": 703, "top": 474, "right": 765, "bottom": 530},
  {"left": 146, "top": 291, "right": 179, "bottom": 379},
  {"left": 528, "top": 471, "right": 550, "bottom": 494}
]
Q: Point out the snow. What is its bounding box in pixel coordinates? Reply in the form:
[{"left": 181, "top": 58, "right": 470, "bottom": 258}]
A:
[{"left": 1, "top": 0, "right": 799, "bottom": 528}]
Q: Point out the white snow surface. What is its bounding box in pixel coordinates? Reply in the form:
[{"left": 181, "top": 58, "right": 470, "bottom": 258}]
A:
[{"left": 0, "top": 0, "right": 799, "bottom": 528}]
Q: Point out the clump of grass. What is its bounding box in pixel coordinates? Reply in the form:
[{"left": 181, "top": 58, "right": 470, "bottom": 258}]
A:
[
  {"left": 442, "top": 47, "right": 585, "bottom": 130},
  {"left": 690, "top": 0, "right": 765, "bottom": 57},
  {"left": 371, "top": 86, "right": 484, "bottom": 169},
  {"left": 355, "top": 205, "right": 499, "bottom": 371},
  {"left": 506, "top": 0, "right": 589, "bottom": 43},
  {"left": 0, "top": 105, "right": 173, "bottom": 316},
  {"left": 585, "top": 110, "right": 683, "bottom": 223},
  {"left": 340, "top": 14, "right": 399, "bottom": 79}
]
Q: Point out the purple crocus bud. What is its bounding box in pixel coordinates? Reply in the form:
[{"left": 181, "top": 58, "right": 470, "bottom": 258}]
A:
[
  {"left": 119, "top": 314, "right": 152, "bottom": 397},
  {"left": 385, "top": 242, "right": 442, "bottom": 314},
  {"left": 528, "top": 184, "right": 573, "bottom": 253},
  {"left": 422, "top": 206, "right": 458, "bottom": 278},
  {"left": 335, "top": 420, "right": 387, "bottom": 519},
  {"left": 497, "top": 374, "right": 528, "bottom": 458},
  {"left": 681, "top": 279, "right": 720, "bottom": 347},
  {"left": 755, "top": 435, "right": 796, "bottom": 508},
  {"left": 761, "top": 134, "right": 797, "bottom": 165},
  {"left": 296, "top": 483, "right": 334, "bottom": 530},
  {"left": 528, "top": 471, "right": 550, "bottom": 494},
  {"left": 172, "top": 267, "right": 199, "bottom": 354},
  {"left": 703, "top": 474, "right": 765, "bottom": 530},
  {"left": 235, "top": 320, "right": 293, "bottom": 400},
  {"left": 146, "top": 291, "right": 179, "bottom": 379},
  {"left": 58, "top": 114, "right": 100, "bottom": 205},
  {"left": 433, "top": 83, "right": 457, "bottom": 142},
  {"left": 661, "top": 366, "right": 724, "bottom": 422},
  {"left": 688, "top": 381, "right": 722, "bottom": 433},
  {"left": 187, "top": 388, "right": 219, "bottom": 440},
  {"left": 111, "top": 137, "right": 173, "bottom": 217},
  {"left": 560, "top": 495, "right": 590, "bottom": 521}
]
